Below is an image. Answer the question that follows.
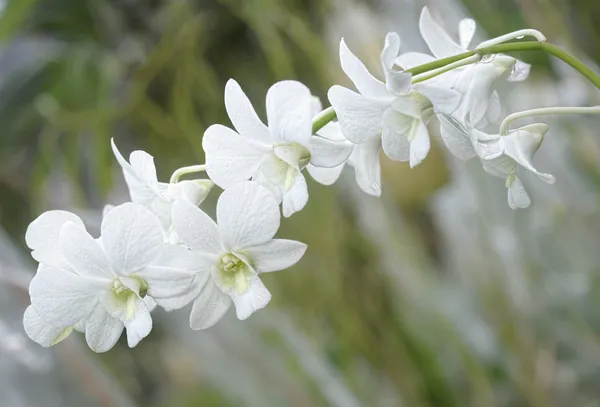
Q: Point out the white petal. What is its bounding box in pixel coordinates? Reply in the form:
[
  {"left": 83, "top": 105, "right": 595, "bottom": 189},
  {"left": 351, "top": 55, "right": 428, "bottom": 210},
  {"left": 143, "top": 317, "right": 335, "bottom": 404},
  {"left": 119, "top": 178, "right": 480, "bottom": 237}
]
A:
[
  {"left": 508, "top": 177, "right": 531, "bottom": 209},
  {"left": 381, "top": 33, "right": 412, "bottom": 95},
  {"left": 307, "top": 163, "right": 345, "bottom": 185},
  {"left": 503, "top": 125, "right": 555, "bottom": 184},
  {"left": 29, "top": 265, "right": 98, "bottom": 327},
  {"left": 391, "top": 92, "right": 432, "bottom": 119},
  {"left": 139, "top": 245, "right": 198, "bottom": 299},
  {"left": 217, "top": 181, "right": 280, "bottom": 249},
  {"left": 486, "top": 91, "right": 502, "bottom": 124},
  {"left": 253, "top": 169, "right": 284, "bottom": 203},
  {"left": 327, "top": 85, "right": 388, "bottom": 144},
  {"left": 156, "top": 272, "right": 209, "bottom": 311},
  {"left": 23, "top": 306, "right": 73, "bottom": 347},
  {"left": 168, "top": 180, "right": 213, "bottom": 206},
  {"left": 243, "top": 239, "right": 307, "bottom": 273},
  {"left": 171, "top": 199, "right": 222, "bottom": 255},
  {"left": 412, "top": 83, "right": 461, "bottom": 114},
  {"left": 85, "top": 305, "right": 124, "bottom": 353},
  {"left": 101, "top": 203, "right": 163, "bottom": 274},
  {"left": 481, "top": 155, "right": 517, "bottom": 178},
  {"left": 282, "top": 172, "right": 309, "bottom": 218},
  {"left": 224, "top": 79, "right": 271, "bottom": 143},
  {"left": 316, "top": 121, "right": 347, "bottom": 142},
  {"left": 508, "top": 59, "right": 531, "bottom": 82},
  {"left": 144, "top": 296, "right": 157, "bottom": 313},
  {"left": 419, "top": 7, "right": 464, "bottom": 58},
  {"left": 261, "top": 153, "right": 291, "bottom": 188},
  {"left": 381, "top": 125, "right": 410, "bottom": 162},
  {"left": 266, "top": 80, "right": 312, "bottom": 146},
  {"left": 348, "top": 135, "right": 382, "bottom": 196},
  {"left": 123, "top": 299, "right": 152, "bottom": 348},
  {"left": 458, "top": 18, "right": 476, "bottom": 49},
  {"left": 26, "top": 210, "right": 84, "bottom": 269},
  {"left": 273, "top": 143, "right": 310, "bottom": 167},
  {"left": 339, "top": 38, "right": 388, "bottom": 98},
  {"left": 129, "top": 150, "right": 159, "bottom": 187},
  {"left": 231, "top": 276, "right": 271, "bottom": 320},
  {"left": 111, "top": 139, "right": 159, "bottom": 205},
  {"left": 380, "top": 32, "right": 401, "bottom": 70},
  {"left": 395, "top": 52, "right": 436, "bottom": 70},
  {"left": 203, "top": 124, "right": 270, "bottom": 189},
  {"left": 310, "top": 135, "right": 353, "bottom": 168},
  {"left": 189, "top": 279, "right": 232, "bottom": 330},
  {"left": 437, "top": 114, "right": 477, "bottom": 160},
  {"left": 409, "top": 121, "right": 431, "bottom": 168},
  {"left": 59, "top": 222, "right": 114, "bottom": 279}
]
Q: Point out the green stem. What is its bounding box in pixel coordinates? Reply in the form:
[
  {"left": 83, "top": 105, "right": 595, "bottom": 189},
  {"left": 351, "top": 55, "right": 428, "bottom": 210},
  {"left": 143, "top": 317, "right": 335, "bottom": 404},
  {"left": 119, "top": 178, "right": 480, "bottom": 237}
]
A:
[
  {"left": 170, "top": 164, "right": 207, "bottom": 183},
  {"left": 499, "top": 106, "right": 600, "bottom": 135},
  {"left": 412, "top": 55, "right": 481, "bottom": 84},
  {"left": 312, "top": 106, "right": 336, "bottom": 134}
]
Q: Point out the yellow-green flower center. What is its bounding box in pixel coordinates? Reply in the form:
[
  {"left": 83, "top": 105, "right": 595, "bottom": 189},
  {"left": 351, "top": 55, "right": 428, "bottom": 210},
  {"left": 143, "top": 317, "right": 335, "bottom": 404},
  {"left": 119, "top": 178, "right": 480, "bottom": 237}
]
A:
[
  {"left": 110, "top": 277, "right": 147, "bottom": 320},
  {"left": 218, "top": 253, "right": 253, "bottom": 294}
]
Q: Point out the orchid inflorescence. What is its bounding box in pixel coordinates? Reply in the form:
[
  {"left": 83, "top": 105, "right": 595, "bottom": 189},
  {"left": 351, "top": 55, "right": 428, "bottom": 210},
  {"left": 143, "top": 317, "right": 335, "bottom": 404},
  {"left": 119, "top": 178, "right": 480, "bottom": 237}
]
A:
[{"left": 23, "top": 7, "right": 600, "bottom": 352}]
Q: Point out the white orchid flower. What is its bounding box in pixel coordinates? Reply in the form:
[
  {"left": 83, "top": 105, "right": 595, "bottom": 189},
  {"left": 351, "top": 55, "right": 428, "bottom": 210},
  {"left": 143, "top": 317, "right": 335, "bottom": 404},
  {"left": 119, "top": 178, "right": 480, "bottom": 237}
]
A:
[
  {"left": 171, "top": 181, "right": 307, "bottom": 329},
  {"left": 203, "top": 80, "right": 351, "bottom": 217},
  {"left": 111, "top": 139, "right": 213, "bottom": 240},
  {"left": 24, "top": 203, "right": 199, "bottom": 352},
  {"left": 328, "top": 32, "right": 461, "bottom": 170}
]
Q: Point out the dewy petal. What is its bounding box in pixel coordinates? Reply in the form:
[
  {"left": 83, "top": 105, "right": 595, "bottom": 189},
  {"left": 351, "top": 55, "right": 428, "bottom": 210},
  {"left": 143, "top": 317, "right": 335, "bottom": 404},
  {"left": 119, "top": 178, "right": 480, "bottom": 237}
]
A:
[
  {"left": 231, "top": 276, "right": 271, "bottom": 320},
  {"left": 59, "top": 222, "right": 114, "bottom": 279},
  {"left": 101, "top": 203, "right": 163, "bottom": 275},
  {"left": 29, "top": 265, "right": 98, "bottom": 327},
  {"left": 507, "top": 59, "right": 531, "bottom": 82},
  {"left": 171, "top": 199, "right": 222, "bottom": 255},
  {"left": 409, "top": 120, "right": 431, "bottom": 168},
  {"left": 243, "top": 239, "right": 307, "bottom": 273},
  {"left": 458, "top": 18, "right": 476, "bottom": 50},
  {"left": 307, "top": 163, "right": 345, "bottom": 186},
  {"left": 266, "top": 80, "right": 312, "bottom": 147},
  {"left": 203, "top": 124, "right": 270, "bottom": 189},
  {"left": 502, "top": 124, "right": 555, "bottom": 184},
  {"left": 412, "top": 83, "right": 461, "bottom": 114},
  {"left": 395, "top": 52, "right": 436, "bottom": 70},
  {"left": 123, "top": 298, "right": 152, "bottom": 348},
  {"left": 381, "top": 125, "right": 410, "bottom": 162},
  {"left": 23, "top": 306, "right": 73, "bottom": 347},
  {"left": 419, "top": 6, "right": 464, "bottom": 58},
  {"left": 339, "top": 38, "right": 388, "bottom": 99},
  {"left": 224, "top": 79, "right": 271, "bottom": 144},
  {"left": 309, "top": 135, "right": 353, "bottom": 168},
  {"left": 328, "top": 85, "right": 388, "bottom": 144},
  {"left": 139, "top": 245, "right": 198, "bottom": 299},
  {"left": 85, "top": 305, "right": 124, "bottom": 353},
  {"left": 282, "top": 171, "right": 309, "bottom": 218},
  {"left": 348, "top": 135, "right": 382, "bottom": 196},
  {"left": 26, "top": 210, "right": 84, "bottom": 269},
  {"left": 189, "top": 279, "right": 232, "bottom": 330},
  {"left": 507, "top": 177, "right": 531, "bottom": 209},
  {"left": 217, "top": 181, "right": 280, "bottom": 250},
  {"left": 437, "top": 114, "right": 477, "bottom": 160}
]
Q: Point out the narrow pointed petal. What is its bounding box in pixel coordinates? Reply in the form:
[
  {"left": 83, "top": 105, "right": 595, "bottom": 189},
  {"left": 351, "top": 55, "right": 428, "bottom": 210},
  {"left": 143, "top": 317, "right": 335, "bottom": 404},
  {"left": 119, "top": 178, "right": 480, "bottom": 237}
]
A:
[
  {"left": 231, "top": 276, "right": 271, "bottom": 320},
  {"left": 307, "top": 163, "right": 345, "bottom": 185},
  {"left": 409, "top": 121, "right": 431, "bottom": 168},
  {"left": 380, "top": 32, "right": 412, "bottom": 95},
  {"left": 224, "top": 79, "right": 271, "bottom": 143},
  {"left": 419, "top": 7, "right": 464, "bottom": 58},
  {"left": 23, "top": 306, "right": 73, "bottom": 347},
  {"left": 328, "top": 85, "right": 388, "bottom": 144},
  {"left": 243, "top": 239, "right": 307, "bottom": 273},
  {"left": 171, "top": 199, "right": 222, "bottom": 255},
  {"left": 266, "top": 80, "right": 312, "bottom": 146},
  {"left": 458, "top": 18, "right": 476, "bottom": 49},
  {"left": 508, "top": 177, "right": 531, "bottom": 209},
  {"left": 129, "top": 150, "right": 159, "bottom": 187},
  {"left": 217, "top": 181, "right": 281, "bottom": 250},
  {"left": 85, "top": 305, "right": 124, "bottom": 353},
  {"left": 380, "top": 32, "right": 401, "bottom": 70},
  {"left": 60, "top": 222, "right": 114, "bottom": 279},
  {"left": 26, "top": 210, "right": 84, "bottom": 269},
  {"left": 111, "top": 139, "right": 159, "bottom": 205},
  {"left": 282, "top": 172, "right": 309, "bottom": 218},
  {"left": 348, "top": 135, "right": 382, "bottom": 196},
  {"left": 381, "top": 125, "right": 410, "bottom": 162},
  {"left": 310, "top": 135, "right": 353, "bottom": 168},
  {"left": 190, "top": 279, "right": 232, "bottom": 330},
  {"left": 503, "top": 125, "right": 555, "bottom": 184},
  {"left": 339, "top": 38, "right": 388, "bottom": 98},
  {"left": 203, "top": 124, "right": 270, "bottom": 189},
  {"left": 101, "top": 203, "right": 163, "bottom": 274}
]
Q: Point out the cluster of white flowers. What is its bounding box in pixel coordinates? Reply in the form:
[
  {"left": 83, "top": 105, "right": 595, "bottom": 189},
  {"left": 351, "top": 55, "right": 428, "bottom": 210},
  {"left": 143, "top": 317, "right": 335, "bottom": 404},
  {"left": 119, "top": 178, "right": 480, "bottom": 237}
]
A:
[{"left": 24, "top": 7, "right": 569, "bottom": 351}]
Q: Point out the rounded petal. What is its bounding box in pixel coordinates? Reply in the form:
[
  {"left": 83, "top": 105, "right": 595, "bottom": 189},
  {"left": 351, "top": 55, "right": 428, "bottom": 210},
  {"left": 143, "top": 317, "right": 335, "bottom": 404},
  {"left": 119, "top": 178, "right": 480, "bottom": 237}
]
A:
[
  {"left": 310, "top": 135, "right": 353, "bottom": 168},
  {"left": 85, "top": 305, "right": 124, "bottom": 353},
  {"left": 23, "top": 306, "right": 73, "bottom": 347},
  {"left": 168, "top": 180, "right": 213, "bottom": 206},
  {"left": 231, "top": 276, "right": 271, "bottom": 320},
  {"left": 190, "top": 279, "right": 232, "bottom": 330},
  {"left": 481, "top": 155, "right": 517, "bottom": 178},
  {"left": 203, "top": 124, "right": 269, "bottom": 189},
  {"left": 217, "top": 181, "right": 280, "bottom": 250},
  {"left": 224, "top": 79, "right": 271, "bottom": 143},
  {"left": 339, "top": 38, "right": 388, "bottom": 98},
  {"left": 158, "top": 272, "right": 210, "bottom": 311},
  {"left": 508, "top": 177, "right": 531, "bottom": 209},
  {"left": 419, "top": 6, "right": 464, "bottom": 58},
  {"left": 409, "top": 121, "right": 431, "bottom": 168},
  {"left": 437, "top": 114, "right": 477, "bottom": 160},
  {"left": 243, "top": 239, "right": 307, "bottom": 273},
  {"left": 139, "top": 245, "right": 198, "bottom": 299},
  {"left": 413, "top": 83, "right": 461, "bottom": 114},
  {"left": 503, "top": 125, "right": 555, "bottom": 184},
  {"left": 458, "top": 18, "right": 476, "bottom": 50},
  {"left": 282, "top": 172, "right": 309, "bottom": 218},
  {"left": 327, "top": 85, "right": 388, "bottom": 144},
  {"left": 348, "top": 135, "right": 382, "bottom": 196},
  {"left": 307, "top": 163, "right": 345, "bottom": 186},
  {"left": 29, "top": 265, "right": 98, "bottom": 327},
  {"left": 266, "top": 80, "right": 312, "bottom": 147},
  {"left": 171, "top": 199, "right": 222, "bottom": 254},
  {"left": 60, "top": 222, "right": 114, "bottom": 279},
  {"left": 123, "top": 299, "right": 152, "bottom": 348},
  {"left": 381, "top": 126, "right": 410, "bottom": 162},
  {"left": 26, "top": 210, "right": 84, "bottom": 269},
  {"left": 129, "top": 150, "right": 159, "bottom": 187},
  {"left": 101, "top": 202, "right": 164, "bottom": 274},
  {"left": 316, "top": 121, "right": 347, "bottom": 142}
]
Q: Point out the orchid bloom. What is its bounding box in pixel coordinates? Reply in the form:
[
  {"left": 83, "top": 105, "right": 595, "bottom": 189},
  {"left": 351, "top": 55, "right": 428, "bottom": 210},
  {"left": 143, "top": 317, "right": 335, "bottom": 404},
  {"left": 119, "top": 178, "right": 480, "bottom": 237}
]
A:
[
  {"left": 203, "top": 80, "right": 351, "bottom": 217},
  {"left": 328, "top": 32, "right": 460, "bottom": 170}
]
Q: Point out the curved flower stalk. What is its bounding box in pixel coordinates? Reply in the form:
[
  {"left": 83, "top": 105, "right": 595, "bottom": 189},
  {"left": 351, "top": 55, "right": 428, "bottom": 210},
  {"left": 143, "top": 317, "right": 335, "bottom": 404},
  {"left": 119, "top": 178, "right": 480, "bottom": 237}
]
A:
[
  {"left": 171, "top": 181, "right": 307, "bottom": 329},
  {"left": 328, "top": 32, "right": 461, "bottom": 172},
  {"left": 24, "top": 204, "right": 199, "bottom": 352},
  {"left": 203, "top": 80, "right": 351, "bottom": 217},
  {"left": 111, "top": 140, "right": 213, "bottom": 242}
]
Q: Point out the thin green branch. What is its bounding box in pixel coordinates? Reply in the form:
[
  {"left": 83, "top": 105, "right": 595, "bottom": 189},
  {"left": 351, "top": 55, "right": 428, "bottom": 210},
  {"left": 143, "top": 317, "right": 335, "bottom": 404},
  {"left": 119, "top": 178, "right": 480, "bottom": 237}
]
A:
[
  {"left": 500, "top": 106, "right": 600, "bottom": 135},
  {"left": 311, "top": 106, "right": 336, "bottom": 134}
]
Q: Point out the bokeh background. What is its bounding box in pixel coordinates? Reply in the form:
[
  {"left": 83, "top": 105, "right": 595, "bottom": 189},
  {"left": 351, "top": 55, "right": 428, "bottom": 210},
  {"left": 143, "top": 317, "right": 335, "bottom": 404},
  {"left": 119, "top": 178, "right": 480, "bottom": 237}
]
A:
[{"left": 1, "top": 0, "right": 600, "bottom": 406}]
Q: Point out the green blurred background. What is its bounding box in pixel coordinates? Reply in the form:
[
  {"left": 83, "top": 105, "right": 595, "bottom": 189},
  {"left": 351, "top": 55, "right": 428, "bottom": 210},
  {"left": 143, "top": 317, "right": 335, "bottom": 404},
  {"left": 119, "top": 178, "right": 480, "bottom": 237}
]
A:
[{"left": 1, "top": 0, "right": 600, "bottom": 406}]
